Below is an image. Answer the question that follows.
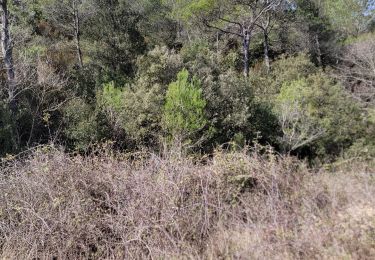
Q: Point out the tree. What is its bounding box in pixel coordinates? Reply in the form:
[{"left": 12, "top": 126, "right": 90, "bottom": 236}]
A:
[
  {"left": 178, "top": 0, "right": 283, "bottom": 77},
  {"left": 255, "top": 0, "right": 291, "bottom": 73},
  {"left": 0, "top": 101, "right": 14, "bottom": 155},
  {"left": 121, "top": 46, "right": 183, "bottom": 147},
  {"left": 43, "top": 0, "right": 94, "bottom": 68},
  {"left": 275, "top": 72, "right": 364, "bottom": 156},
  {"left": 0, "top": 0, "right": 16, "bottom": 113},
  {"left": 256, "top": 9, "right": 273, "bottom": 73},
  {"left": 275, "top": 79, "right": 325, "bottom": 152},
  {"left": 162, "top": 69, "right": 207, "bottom": 151},
  {"left": 63, "top": 97, "right": 100, "bottom": 151},
  {"left": 337, "top": 33, "right": 375, "bottom": 104},
  {"left": 295, "top": 0, "right": 337, "bottom": 66},
  {"left": 321, "top": 0, "right": 375, "bottom": 35},
  {"left": 83, "top": 0, "right": 147, "bottom": 83}
]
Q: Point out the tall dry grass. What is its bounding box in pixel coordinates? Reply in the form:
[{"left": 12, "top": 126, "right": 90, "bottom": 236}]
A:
[{"left": 0, "top": 146, "right": 374, "bottom": 259}]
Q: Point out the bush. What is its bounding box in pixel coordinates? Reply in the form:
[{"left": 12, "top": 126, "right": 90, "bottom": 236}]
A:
[
  {"left": 63, "top": 98, "right": 100, "bottom": 151},
  {"left": 203, "top": 69, "right": 280, "bottom": 147},
  {"left": 275, "top": 72, "right": 364, "bottom": 157},
  {"left": 97, "top": 82, "right": 125, "bottom": 137},
  {"left": 162, "top": 69, "right": 207, "bottom": 150},
  {"left": 251, "top": 53, "right": 319, "bottom": 98},
  {"left": 1, "top": 147, "right": 374, "bottom": 259},
  {"left": 117, "top": 46, "right": 183, "bottom": 148},
  {"left": 344, "top": 108, "right": 375, "bottom": 160}
]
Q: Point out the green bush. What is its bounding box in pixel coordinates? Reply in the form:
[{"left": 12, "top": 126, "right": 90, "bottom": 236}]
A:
[
  {"left": 120, "top": 46, "right": 183, "bottom": 147},
  {"left": 162, "top": 69, "right": 207, "bottom": 149},
  {"left": 275, "top": 72, "right": 364, "bottom": 157},
  {"left": 251, "top": 53, "right": 319, "bottom": 97},
  {"left": 121, "top": 83, "right": 165, "bottom": 147},
  {"left": 63, "top": 98, "right": 100, "bottom": 151},
  {"left": 203, "top": 69, "right": 280, "bottom": 148},
  {"left": 344, "top": 108, "right": 375, "bottom": 160}
]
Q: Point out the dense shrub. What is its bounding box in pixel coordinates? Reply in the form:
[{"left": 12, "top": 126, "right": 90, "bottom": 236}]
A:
[
  {"left": 162, "top": 69, "right": 207, "bottom": 150},
  {"left": 345, "top": 108, "right": 375, "bottom": 160},
  {"left": 111, "top": 46, "right": 183, "bottom": 148},
  {"left": 275, "top": 72, "right": 365, "bottom": 157},
  {"left": 1, "top": 2, "right": 374, "bottom": 258},
  {"left": 0, "top": 147, "right": 374, "bottom": 259},
  {"left": 250, "top": 53, "right": 319, "bottom": 98},
  {"left": 63, "top": 98, "right": 101, "bottom": 151}
]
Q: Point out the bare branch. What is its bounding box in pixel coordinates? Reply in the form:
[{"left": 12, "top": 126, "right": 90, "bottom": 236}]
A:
[{"left": 204, "top": 20, "right": 243, "bottom": 37}]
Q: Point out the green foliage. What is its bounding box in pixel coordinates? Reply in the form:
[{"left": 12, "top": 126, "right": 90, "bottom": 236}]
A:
[
  {"left": 120, "top": 46, "right": 183, "bottom": 147},
  {"left": 63, "top": 98, "right": 100, "bottom": 151},
  {"left": 201, "top": 69, "right": 280, "bottom": 148},
  {"left": 345, "top": 138, "right": 375, "bottom": 160},
  {"left": 271, "top": 54, "right": 318, "bottom": 89},
  {"left": 101, "top": 82, "right": 123, "bottom": 112},
  {"left": 344, "top": 108, "right": 375, "bottom": 160},
  {"left": 121, "top": 84, "right": 165, "bottom": 147},
  {"left": 84, "top": 0, "right": 147, "bottom": 83},
  {"left": 180, "top": 40, "right": 222, "bottom": 80},
  {"left": 94, "top": 82, "right": 130, "bottom": 147},
  {"left": 137, "top": 0, "right": 178, "bottom": 47},
  {"left": 295, "top": 0, "right": 340, "bottom": 64},
  {"left": 275, "top": 78, "right": 324, "bottom": 152},
  {"left": 163, "top": 69, "right": 207, "bottom": 145},
  {"left": 135, "top": 46, "right": 184, "bottom": 86},
  {"left": 249, "top": 53, "right": 319, "bottom": 99},
  {"left": 1, "top": 0, "right": 374, "bottom": 162},
  {"left": 172, "top": 0, "right": 217, "bottom": 21},
  {"left": 91, "top": 47, "right": 185, "bottom": 149},
  {"left": 321, "top": 0, "right": 374, "bottom": 35},
  {"left": 275, "top": 72, "right": 364, "bottom": 157}
]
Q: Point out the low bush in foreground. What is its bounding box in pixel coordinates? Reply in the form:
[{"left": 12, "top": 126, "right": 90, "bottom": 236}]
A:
[{"left": 0, "top": 146, "right": 374, "bottom": 259}]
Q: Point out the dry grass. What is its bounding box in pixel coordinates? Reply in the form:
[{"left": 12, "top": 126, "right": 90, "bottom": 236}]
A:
[{"left": 0, "top": 146, "right": 374, "bottom": 259}]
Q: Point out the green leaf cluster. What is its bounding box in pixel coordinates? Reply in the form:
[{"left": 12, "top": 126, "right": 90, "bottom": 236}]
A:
[{"left": 163, "top": 69, "right": 207, "bottom": 142}]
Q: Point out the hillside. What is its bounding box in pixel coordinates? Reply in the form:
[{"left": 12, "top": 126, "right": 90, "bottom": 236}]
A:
[{"left": 0, "top": 1, "right": 375, "bottom": 258}]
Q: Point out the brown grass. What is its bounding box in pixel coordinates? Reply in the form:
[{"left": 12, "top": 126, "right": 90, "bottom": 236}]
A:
[{"left": 0, "top": 146, "right": 374, "bottom": 259}]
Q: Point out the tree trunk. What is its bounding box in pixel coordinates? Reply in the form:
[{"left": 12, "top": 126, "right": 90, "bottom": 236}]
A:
[
  {"left": 314, "top": 34, "right": 322, "bottom": 66},
  {"left": 216, "top": 32, "right": 219, "bottom": 58},
  {"left": 263, "top": 30, "right": 270, "bottom": 74},
  {"left": 73, "top": 1, "right": 83, "bottom": 68},
  {"left": 1, "top": 0, "right": 16, "bottom": 112},
  {"left": 1, "top": 0, "right": 19, "bottom": 150},
  {"left": 243, "top": 30, "right": 251, "bottom": 77}
]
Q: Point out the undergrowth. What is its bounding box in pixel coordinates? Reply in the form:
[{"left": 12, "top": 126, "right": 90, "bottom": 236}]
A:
[{"left": 0, "top": 146, "right": 374, "bottom": 259}]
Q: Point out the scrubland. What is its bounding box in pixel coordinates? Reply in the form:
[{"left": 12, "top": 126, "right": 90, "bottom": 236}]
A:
[{"left": 1, "top": 146, "right": 374, "bottom": 259}]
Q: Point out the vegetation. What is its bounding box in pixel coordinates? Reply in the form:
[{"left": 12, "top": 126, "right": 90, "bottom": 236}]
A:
[
  {"left": 0, "top": 0, "right": 374, "bottom": 258},
  {"left": 1, "top": 146, "right": 374, "bottom": 259},
  {"left": 162, "top": 69, "right": 207, "bottom": 151}
]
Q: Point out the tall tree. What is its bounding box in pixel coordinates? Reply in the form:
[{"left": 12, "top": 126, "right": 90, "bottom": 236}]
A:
[
  {"left": 295, "top": 0, "right": 336, "bottom": 66},
  {"left": 44, "top": 0, "right": 93, "bottom": 68},
  {"left": 0, "top": 0, "right": 16, "bottom": 113},
  {"left": 178, "top": 0, "right": 283, "bottom": 77},
  {"left": 255, "top": 0, "right": 291, "bottom": 73},
  {"left": 83, "top": 0, "right": 147, "bottom": 82},
  {"left": 163, "top": 69, "right": 207, "bottom": 152},
  {"left": 322, "top": 0, "right": 375, "bottom": 35}
]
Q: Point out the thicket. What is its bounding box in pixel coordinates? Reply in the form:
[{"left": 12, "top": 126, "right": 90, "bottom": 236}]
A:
[
  {"left": 1, "top": 1, "right": 375, "bottom": 258},
  {"left": 0, "top": 0, "right": 374, "bottom": 162},
  {"left": 1, "top": 146, "right": 374, "bottom": 259}
]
